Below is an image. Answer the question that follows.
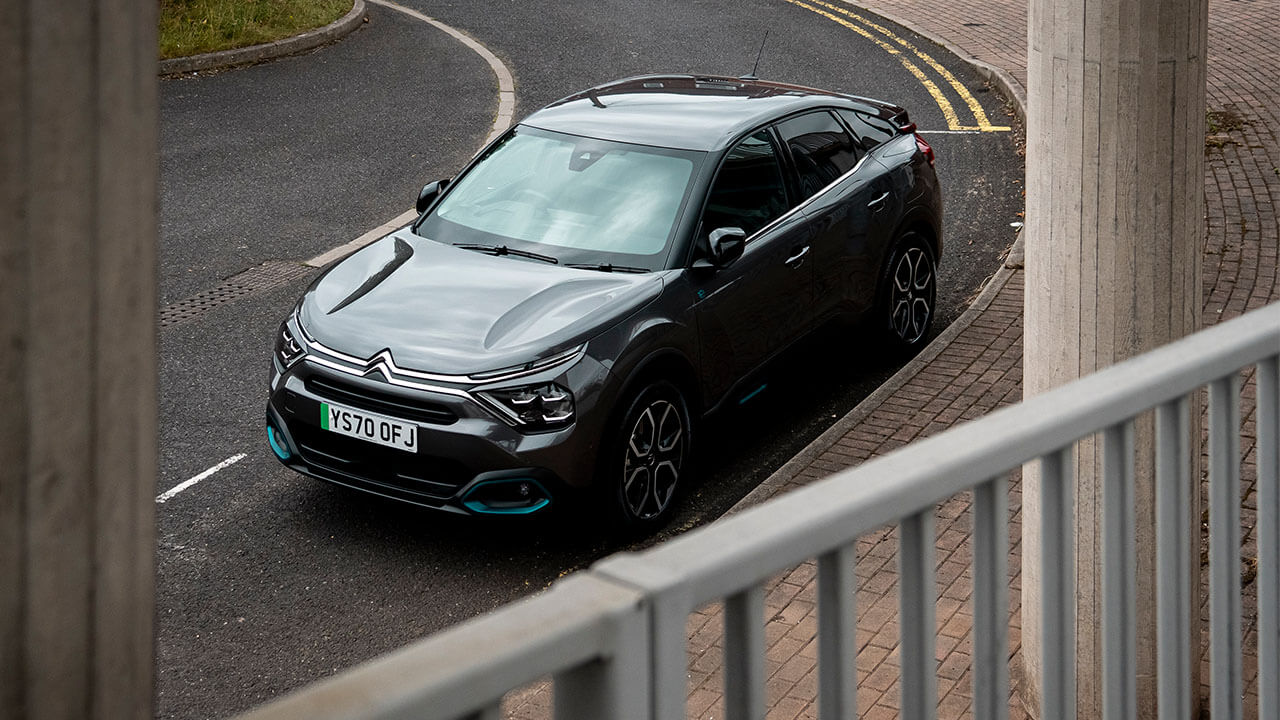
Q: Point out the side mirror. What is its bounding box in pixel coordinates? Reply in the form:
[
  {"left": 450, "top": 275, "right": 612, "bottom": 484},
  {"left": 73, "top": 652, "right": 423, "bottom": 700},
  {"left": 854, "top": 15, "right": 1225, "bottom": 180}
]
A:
[
  {"left": 707, "top": 227, "right": 746, "bottom": 267},
  {"left": 416, "top": 178, "right": 450, "bottom": 214}
]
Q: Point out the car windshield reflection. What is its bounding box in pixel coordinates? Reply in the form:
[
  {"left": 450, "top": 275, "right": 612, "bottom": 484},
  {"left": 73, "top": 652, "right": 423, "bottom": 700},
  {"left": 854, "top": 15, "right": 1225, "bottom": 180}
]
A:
[{"left": 415, "top": 126, "right": 701, "bottom": 270}]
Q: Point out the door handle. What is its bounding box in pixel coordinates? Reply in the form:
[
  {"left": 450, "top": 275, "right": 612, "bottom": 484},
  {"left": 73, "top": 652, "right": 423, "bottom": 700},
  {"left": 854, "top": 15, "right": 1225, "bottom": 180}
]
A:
[
  {"left": 785, "top": 246, "right": 810, "bottom": 267},
  {"left": 868, "top": 191, "right": 890, "bottom": 212}
]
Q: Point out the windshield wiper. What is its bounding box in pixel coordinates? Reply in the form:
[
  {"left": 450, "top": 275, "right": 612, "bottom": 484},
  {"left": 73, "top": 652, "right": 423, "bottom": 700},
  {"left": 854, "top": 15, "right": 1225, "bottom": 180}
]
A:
[
  {"left": 565, "top": 262, "right": 650, "bottom": 274},
  {"left": 452, "top": 243, "right": 558, "bottom": 264}
]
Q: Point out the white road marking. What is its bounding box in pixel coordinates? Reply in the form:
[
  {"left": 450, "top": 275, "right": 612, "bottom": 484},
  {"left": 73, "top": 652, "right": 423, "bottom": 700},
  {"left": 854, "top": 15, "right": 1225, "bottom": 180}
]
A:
[
  {"left": 157, "top": 453, "right": 247, "bottom": 504},
  {"left": 305, "top": 209, "right": 418, "bottom": 268},
  {"left": 367, "top": 0, "right": 516, "bottom": 145},
  {"left": 303, "top": 0, "right": 519, "bottom": 268}
]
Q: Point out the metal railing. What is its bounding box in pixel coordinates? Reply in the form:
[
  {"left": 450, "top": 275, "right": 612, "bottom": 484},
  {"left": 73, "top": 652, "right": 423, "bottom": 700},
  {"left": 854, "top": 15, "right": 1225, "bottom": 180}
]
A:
[{"left": 240, "top": 301, "right": 1280, "bottom": 720}]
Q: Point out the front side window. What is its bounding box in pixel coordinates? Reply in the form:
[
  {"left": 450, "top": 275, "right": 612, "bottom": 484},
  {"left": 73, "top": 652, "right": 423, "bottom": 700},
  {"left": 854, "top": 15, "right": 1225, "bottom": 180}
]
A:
[
  {"left": 416, "top": 126, "right": 699, "bottom": 268},
  {"left": 699, "top": 130, "right": 788, "bottom": 239},
  {"left": 776, "top": 111, "right": 860, "bottom": 200}
]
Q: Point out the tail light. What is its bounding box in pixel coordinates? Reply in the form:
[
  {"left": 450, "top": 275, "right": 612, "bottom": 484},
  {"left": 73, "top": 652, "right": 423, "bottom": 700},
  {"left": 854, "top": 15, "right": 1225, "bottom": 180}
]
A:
[
  {"left": 891, "top": 109, "right": 934, "bottom": 166},
  {"left": 915, "top": 134, "right": 935, "bottom": 167}
]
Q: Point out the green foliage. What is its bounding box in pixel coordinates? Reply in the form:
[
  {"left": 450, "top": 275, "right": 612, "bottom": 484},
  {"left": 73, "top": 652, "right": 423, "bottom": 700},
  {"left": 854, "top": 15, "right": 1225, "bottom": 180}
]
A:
[{"left": 159, "top": 0, "right": 353, "bottom": 59}]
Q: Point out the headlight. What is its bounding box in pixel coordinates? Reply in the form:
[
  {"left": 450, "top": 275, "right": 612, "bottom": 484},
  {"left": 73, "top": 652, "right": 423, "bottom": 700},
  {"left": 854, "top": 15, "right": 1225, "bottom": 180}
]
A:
[
  {"left": 479, "top": 383, "right": 575, "bottom": 429},
  {"left": 274, "top": 322, "right": 305, "bottom": 369}
]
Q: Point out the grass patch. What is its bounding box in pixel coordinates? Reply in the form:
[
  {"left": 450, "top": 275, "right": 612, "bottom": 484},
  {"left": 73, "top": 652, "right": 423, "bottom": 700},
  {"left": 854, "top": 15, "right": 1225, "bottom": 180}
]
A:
[
  {"left": 1205, "top": 108, "right": 1247, "bottom": 152},
  {"left": 160, "top": 0, "right": 353, "bottom": 59},
  {"left": 1206, "top": 108, "right": 1246, "bottom": 135}
]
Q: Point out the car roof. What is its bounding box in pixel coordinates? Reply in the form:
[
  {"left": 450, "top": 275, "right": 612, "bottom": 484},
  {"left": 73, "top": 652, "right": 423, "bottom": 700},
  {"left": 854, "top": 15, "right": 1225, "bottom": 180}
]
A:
[{"left": 520, "top": 74, "right": 902, "bottom": 152}]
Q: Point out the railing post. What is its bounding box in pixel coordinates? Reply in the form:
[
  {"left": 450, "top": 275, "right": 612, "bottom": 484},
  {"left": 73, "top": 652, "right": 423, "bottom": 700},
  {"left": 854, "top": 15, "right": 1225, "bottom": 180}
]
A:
[
  {"left": 591, "top": 557, "right": 689, "bottom": 720},
  {"left": 900, "top": 508, "right": 938, "bottom": 720},
  {"left": 817, "top": 545, "right": 857, "bottom": 720},
  {"left": 724, "top": 585, "right": 765, "bottom": 720},
  {"left": 554, "top": 588, "right": 650, "bottom": 720},
  {"left": 1101, "top": 423, "right": 1136, "bottom": 719},
  {"left": 973, "top": 476, "right": 1009, "bottom": 720},
  {"left": 1209, "top": 375, "right": 1242, "bottom": 720},
  {"left": 1255, "top": 355, "right": 1278, "bottom": 720},
  {"left": 1156, "top": 397, "right": 1194, "bottom": 720},
  {"left": 1039, "top": 448, "right": 1076, "bottom": 720}
]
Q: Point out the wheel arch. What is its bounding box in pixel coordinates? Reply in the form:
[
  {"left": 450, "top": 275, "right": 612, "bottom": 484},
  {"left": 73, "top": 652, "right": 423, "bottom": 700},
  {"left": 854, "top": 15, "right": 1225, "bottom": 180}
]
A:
[
  {"left": 613, "top": 348, "right": 703, "bottom": 423},
  {"left": 891, "top": 206, "right": 942, "bottom": 267},
  {"left": 599, "top": 348, "right": 700, "bottom": 529}
]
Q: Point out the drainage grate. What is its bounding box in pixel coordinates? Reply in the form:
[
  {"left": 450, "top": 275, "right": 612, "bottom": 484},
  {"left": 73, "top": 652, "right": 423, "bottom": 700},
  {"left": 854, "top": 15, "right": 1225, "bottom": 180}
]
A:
[{"left": 160, "top": 261, "right": 315, "bottom": 329}]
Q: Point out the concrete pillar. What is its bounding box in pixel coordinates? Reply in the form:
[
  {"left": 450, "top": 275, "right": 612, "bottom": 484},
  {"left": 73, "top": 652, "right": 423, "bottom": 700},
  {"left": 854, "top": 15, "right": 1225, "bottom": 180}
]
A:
[
  {"left": 1, "top": 0, "right": 157, "bottom": 717},
  {"left": 1022, "top": 0, "right": 1206, "bottom": 715}
]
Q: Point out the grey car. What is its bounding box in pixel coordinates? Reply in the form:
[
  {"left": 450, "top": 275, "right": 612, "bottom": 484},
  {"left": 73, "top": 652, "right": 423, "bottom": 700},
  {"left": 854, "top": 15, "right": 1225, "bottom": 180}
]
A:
[{"left": 266, "top": 74, "right": 942, "bottom": 528}]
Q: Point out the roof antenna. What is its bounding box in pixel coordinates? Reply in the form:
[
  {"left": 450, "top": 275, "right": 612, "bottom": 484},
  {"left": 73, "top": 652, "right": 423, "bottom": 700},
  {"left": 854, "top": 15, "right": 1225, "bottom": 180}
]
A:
[{"left": 741, "top": 30, "right": 770, "bottom": 80}]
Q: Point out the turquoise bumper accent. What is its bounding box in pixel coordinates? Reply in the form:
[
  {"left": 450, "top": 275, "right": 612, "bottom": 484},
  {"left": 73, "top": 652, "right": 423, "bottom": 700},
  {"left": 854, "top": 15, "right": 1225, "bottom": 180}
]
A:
[
  {"left": 461, "top": 478, "right": 552, "bottom": 515},
  {"left": 267, "top": 425, "right": 291, "bottom": 460}
]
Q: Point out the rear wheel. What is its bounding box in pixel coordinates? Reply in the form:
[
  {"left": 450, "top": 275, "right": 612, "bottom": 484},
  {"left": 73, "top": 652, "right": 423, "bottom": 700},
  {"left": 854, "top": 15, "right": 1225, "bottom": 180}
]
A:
[
  {"left": 878, "top": 232, "right": 936, "bottom": 352},
  {"left": 607, "top": 381, "right": 690, "bottom": 529}
]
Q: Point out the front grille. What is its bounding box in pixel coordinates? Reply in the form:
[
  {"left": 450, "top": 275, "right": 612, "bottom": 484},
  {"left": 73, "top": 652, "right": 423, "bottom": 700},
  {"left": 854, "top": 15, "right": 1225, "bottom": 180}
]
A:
[
  {"left": 305, "top": 375, "right": 458, "bottom": 425},
  {"left": 290, "top": 421, "right": 471, "bottom": 501}
]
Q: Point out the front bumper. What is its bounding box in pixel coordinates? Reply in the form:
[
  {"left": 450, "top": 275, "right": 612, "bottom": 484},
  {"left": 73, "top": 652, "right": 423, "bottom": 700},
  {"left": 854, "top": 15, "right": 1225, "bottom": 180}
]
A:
[{"left": 265, "top": 350, "right": 610, "bottom": 515}]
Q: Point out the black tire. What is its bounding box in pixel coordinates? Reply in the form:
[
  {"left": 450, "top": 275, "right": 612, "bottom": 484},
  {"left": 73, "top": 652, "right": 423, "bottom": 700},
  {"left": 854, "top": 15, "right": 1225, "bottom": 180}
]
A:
[
  {"left": 876, "top": 232, "right": 937, "bottom": 353},
  {"left": 605, "top": 380, "right": 691, "bottom": 529}
]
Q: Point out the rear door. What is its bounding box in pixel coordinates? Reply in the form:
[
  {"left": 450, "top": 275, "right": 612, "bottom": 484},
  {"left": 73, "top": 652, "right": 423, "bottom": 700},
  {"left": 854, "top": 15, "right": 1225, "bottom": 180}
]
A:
[
  {"left": 777, "top": 109, "right": 896, "bottom": 321},
  {"left": 690, "top": 128, "right": 814, "bottom": 402}
]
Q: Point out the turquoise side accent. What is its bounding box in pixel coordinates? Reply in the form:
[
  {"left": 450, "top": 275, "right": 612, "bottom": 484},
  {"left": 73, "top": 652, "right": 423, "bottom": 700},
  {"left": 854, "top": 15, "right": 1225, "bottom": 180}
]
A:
[
  {"left": 267, "top": 425, "right": 291, "bottom": 460},
  {"left": 738, "top": 383, "right": 768, "bottom": 405},
  {"left": 463, "top": 497, "right": 550, "bottom": 515},
  {"left": 461, "top": 478, "right": 552, "bottom": 515}
]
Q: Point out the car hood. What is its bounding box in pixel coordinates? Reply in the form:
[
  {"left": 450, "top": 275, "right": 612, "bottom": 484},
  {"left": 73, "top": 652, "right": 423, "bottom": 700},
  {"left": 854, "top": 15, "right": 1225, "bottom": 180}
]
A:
[{"left": 298, "top": 230, "right": 664, "bottom": 376}]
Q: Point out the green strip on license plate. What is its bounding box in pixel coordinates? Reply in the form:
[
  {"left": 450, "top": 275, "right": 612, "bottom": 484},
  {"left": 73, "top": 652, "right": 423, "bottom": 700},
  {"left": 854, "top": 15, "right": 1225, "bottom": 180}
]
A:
[{"left": 321, "top": 401, "right": 329, "bottom": 429}]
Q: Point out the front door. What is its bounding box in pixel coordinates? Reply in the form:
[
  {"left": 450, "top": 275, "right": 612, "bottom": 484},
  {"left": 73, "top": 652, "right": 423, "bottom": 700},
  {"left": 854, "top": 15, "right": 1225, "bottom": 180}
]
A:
[{"left": 690, "top": 129, "right": 813, "bottom": 403}]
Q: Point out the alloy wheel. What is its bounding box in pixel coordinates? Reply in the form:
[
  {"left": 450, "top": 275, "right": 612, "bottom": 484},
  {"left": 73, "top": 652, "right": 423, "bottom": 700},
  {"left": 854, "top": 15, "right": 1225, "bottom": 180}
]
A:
[
  {"left": 889, "top": 245, "right": 934, "bottom": 346},
  {"left": 621, "top": 398, "right": 684, "bottom": 521}
]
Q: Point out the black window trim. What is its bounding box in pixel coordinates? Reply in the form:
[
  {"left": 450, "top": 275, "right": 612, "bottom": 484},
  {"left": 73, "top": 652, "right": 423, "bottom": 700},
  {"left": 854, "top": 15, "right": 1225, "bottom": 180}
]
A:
[
  {"left": 688, "top": 124, "right": 793, "bottom": 257},
  {"left": 772, "top": 108, "right": 877, "bottom": 212},
  {"left": 681, "top": 106, "right": 888, "bottom": 268}
]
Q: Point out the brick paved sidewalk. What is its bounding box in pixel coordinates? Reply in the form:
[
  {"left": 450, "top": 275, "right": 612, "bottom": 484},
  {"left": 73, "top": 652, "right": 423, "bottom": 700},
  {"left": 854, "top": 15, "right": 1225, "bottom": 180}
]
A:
[
  {"left": 687, "top": 269, "right": 1029, "bottom": 720},
  {"left": 505, "top": 0, "right": 1274, "bottom": 714}
]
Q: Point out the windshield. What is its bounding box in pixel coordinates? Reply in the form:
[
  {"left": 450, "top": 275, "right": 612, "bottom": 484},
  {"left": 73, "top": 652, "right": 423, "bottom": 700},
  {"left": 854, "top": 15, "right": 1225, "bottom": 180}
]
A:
[{"left": 415, "top": 126, "right": 702, "bottom": 269}]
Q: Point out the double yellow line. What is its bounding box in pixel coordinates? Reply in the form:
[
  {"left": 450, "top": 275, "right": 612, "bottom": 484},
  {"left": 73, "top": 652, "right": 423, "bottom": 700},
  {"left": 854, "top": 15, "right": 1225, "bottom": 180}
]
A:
[{"left": 783, "top": 0, "right": 1010, "bottom": 132}]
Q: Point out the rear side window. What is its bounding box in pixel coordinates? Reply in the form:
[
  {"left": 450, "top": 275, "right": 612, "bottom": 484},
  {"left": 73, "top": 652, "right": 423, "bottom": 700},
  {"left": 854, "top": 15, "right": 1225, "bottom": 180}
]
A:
[
  {"left": 838, "top": 109, "right": 897, "bottom": 152},
  {"left": 775, "top": 111, "right": 860, "bottom": 200},
  {"left": 700, "top": 130, "right": 789, "bottom": 238}
]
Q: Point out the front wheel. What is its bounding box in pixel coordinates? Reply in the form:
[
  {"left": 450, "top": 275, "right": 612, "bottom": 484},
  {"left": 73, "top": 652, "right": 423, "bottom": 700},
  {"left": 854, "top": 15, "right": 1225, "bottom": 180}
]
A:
[
  {"left": 877, "top": 233, "right": 937, "bottom": 352},
  {"left": 606, "top": 381, "right": 691, "bottom": 529}
]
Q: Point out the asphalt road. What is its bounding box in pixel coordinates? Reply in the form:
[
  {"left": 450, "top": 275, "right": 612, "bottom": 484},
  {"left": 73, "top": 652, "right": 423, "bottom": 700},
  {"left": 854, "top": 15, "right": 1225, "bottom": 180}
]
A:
[{"left": 156, "top": 1, "right": 1023, "bottom": 717}]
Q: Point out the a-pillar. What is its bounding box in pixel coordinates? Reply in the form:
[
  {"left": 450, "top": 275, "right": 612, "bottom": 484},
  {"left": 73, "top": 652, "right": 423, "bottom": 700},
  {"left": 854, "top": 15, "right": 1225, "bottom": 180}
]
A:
[
  {"left": 1021, "top": 0, "right": 1207, "bottom": 715},
  {"left": 0, "top": 0, "right": 158, "bottom": 717}
]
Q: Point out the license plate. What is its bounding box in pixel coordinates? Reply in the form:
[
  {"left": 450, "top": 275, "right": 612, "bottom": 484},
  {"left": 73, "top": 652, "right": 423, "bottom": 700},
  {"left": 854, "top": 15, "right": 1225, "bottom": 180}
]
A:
[{"left": 320, "top": 401, "right": 417, "bottom": 452}]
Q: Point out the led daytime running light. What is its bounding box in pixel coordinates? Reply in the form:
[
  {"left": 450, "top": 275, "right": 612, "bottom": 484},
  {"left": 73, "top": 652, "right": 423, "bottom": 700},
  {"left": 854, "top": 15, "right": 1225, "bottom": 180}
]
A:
[
  {"left": 481, "top": 383, "right": 575, "bottom": 428},
  {"left": 275, "top": 323, "right": 305, "bottom": 368}
]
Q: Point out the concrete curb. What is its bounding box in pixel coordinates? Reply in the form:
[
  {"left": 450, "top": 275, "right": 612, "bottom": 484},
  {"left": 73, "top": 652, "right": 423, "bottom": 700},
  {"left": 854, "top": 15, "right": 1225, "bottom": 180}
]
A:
[
  {"left": 159, "top": 0, "right": 367, "bottom": 76},
  {"left": 727, "top": 5, "right": 1028, "bottom": 516}
]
